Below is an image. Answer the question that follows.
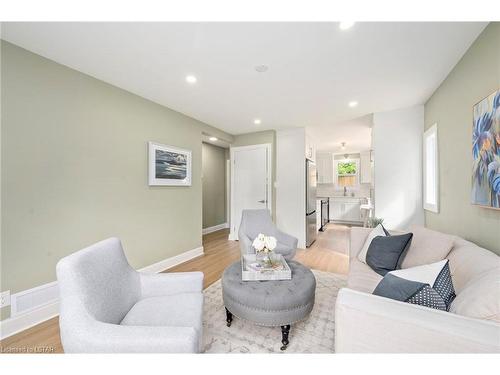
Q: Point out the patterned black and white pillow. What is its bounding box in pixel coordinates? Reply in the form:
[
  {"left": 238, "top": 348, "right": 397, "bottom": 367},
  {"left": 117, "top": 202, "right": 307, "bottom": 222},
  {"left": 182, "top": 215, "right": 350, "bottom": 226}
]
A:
[{"left": 373, "top": 259, "right": 456, "bottom": 311}]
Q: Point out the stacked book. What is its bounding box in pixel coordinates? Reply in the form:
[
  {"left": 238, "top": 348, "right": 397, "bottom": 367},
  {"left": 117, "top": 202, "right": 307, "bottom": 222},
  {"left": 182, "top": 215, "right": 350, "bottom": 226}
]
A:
[{"left": 246, "top": 261, "right": 284, "bottom": 272}]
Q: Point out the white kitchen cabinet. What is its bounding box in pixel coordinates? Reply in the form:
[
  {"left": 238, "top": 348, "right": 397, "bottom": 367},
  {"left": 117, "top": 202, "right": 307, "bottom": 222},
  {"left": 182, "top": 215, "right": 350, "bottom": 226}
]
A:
[
  {"left": 329, "top": 199, "right": 342, "bottom": 221},
  {"left": 329, "top": 197, "right": 363, "bottom": 223},
  {"left": 316, "top": 152, "right": 333, "bottom": 184},
  {"left": 360, "top": 150, "right": 372, "bottom": 184},
  {"left": 343, "top": 201, "right": 361, "bottom": 221}
]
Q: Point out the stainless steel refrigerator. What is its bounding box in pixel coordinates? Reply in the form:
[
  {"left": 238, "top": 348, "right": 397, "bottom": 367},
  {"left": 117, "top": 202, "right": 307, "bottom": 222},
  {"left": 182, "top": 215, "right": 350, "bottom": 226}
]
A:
[{"left": 306, "top": 159, "right": 317, "bottom": 247}]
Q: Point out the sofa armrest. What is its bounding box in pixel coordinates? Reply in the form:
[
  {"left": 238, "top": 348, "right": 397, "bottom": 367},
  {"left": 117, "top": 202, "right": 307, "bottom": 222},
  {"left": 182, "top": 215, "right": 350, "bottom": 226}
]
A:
[
  {"left": 335, "top": 288, "right": 500, "bottom": 353},
  {"left": 139, "top": 271, "right": 204, "bottom": 297}
]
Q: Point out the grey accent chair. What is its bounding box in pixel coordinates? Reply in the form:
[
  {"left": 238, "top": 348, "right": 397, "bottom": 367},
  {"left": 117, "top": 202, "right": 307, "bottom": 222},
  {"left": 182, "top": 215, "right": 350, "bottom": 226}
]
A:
[
  {"left": 238, "top": 209, "right": 298, "bottom": 260},
  {"left": 56, "top": 237, "right": 204, "bottom": 353}
]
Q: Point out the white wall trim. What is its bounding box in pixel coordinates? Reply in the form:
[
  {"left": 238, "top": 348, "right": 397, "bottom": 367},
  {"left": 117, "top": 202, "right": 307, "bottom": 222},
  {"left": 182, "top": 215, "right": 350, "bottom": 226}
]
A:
[
  {"left": 0, "top": 300, "right": 60, "bottom": 342},
  {"left": 10, "top": 280, "right": 59, "bottom": 318},
  {"left": 0, "top": 245, "right": 204, "bottom": 340},
  {"left": 202, "top": 223, "right": 229, "bottom": 235},
  {"left": 138, "top": 246, "right": 204, "bottom": 274}
]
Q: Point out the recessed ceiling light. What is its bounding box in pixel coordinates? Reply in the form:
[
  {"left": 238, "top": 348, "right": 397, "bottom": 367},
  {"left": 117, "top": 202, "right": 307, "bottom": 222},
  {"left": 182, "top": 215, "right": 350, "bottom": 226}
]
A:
[
  {"left": 339, "top": 22, "right": 355, "bottom": 30},
  {"left": 209, "top": 136, "right": 218, "bottom": 141},
  {"left": 185, "top": 75, "right": 197, "bottom": 84},
  {"left": 348, "top": 101, "right": 358, "bottom": 108},
  {"left": 254, "top": 119, "right": 262, "bottom": 125},
  {"left": 255, "top": 65, "right": 268, "bottom": 73}
]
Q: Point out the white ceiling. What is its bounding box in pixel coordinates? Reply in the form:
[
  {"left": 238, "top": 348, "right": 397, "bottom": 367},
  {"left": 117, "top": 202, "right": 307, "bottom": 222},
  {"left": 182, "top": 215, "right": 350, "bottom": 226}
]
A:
[
  {"left": 2, "top": 22, "right": 486, "bottom": 136},
  {"left": 308, "top": 114, "right": 373, "bottom": 154}
]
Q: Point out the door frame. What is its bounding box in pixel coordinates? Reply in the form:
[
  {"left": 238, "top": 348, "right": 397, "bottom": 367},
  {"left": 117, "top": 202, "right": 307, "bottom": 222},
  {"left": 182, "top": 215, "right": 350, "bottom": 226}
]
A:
[{"left": 229, "top": 143, "right": 272, "bottom": 240}]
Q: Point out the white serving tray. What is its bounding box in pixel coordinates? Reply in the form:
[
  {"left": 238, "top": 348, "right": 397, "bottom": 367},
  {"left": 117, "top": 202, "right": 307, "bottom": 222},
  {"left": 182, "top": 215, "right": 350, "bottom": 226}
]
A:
[{"left": 241, "top": 254, "right": 292, "bottom": 281}]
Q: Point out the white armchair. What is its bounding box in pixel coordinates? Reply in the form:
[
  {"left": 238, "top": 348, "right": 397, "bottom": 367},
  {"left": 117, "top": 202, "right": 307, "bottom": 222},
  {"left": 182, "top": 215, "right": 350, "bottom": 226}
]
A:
[
  {"left": 238, "top": 209, "right": 298, "bottom": 260},
  {"left": 56, "top": 237, "right": 204, "bottom": 353}
]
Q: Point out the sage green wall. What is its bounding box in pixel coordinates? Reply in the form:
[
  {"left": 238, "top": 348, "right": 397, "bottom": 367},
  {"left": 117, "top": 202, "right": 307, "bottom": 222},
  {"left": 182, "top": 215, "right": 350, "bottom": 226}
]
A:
[
  {"left": 202, "top": 142, "right": 227, "bottom": 228},
  {"left": 0, "top": 41, "right": 233, "bottom": 319},
  {"left": 232, "top": 130, "right": 277, "bottom": 219},
  {"left": 424, "top": 23, "right": 500, "bottom": 254}
]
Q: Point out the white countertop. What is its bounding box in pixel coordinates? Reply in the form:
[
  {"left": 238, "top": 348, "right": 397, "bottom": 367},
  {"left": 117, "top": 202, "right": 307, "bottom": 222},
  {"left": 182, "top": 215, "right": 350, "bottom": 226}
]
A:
[{"left": 328, "top": 196, "right": 368, "bottom": 200}]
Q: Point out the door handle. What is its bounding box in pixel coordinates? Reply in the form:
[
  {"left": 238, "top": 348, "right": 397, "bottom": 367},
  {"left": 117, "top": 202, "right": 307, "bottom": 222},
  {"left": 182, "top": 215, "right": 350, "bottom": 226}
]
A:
[{"left": 257, "top": 200, "right": 267, "bottom": 204}]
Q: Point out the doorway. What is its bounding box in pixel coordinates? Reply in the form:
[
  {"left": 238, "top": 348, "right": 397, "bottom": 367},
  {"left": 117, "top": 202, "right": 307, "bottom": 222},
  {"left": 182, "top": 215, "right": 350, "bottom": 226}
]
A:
[
  {"left": 202, "top": 142, "right": 228, "bottom": 234},
  {"left": 229, "top": 143, "right": 272, "bottom": 240}
]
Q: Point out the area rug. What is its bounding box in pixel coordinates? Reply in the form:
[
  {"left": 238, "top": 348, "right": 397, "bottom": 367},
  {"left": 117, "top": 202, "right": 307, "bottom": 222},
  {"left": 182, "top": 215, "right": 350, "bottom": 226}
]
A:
[{"left": 202, "top": 270, "right": 347, "bottom": 353}]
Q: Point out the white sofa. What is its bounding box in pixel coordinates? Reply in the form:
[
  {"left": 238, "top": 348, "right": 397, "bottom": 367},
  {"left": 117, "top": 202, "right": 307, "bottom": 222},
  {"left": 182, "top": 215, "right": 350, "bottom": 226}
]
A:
[{"left": 335, "top": 226, "right": 500, "bottom": 353}]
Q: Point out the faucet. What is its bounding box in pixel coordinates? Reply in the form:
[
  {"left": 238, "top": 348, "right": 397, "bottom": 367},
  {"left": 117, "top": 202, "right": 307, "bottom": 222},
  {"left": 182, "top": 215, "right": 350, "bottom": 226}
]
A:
[{"left": 343, "top": 186, "right": 347, "bottom": 196}]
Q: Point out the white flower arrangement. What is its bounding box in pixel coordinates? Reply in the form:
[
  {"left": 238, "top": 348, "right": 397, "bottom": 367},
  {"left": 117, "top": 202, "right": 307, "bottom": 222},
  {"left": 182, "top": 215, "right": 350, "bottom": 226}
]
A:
[{"left": 252, "top": 233, "right": 277, "bottom": 253}]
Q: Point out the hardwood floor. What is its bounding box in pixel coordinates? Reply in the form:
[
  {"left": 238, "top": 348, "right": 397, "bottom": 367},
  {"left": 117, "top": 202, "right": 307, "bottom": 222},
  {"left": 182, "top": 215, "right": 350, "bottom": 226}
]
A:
[{"left": 0, "top": 225, "right": 349, "bottom": 354}]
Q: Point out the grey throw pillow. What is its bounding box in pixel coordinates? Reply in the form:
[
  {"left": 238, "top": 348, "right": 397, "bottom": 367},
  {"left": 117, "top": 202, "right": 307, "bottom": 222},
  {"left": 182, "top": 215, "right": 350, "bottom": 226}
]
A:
[
  {"left": 373, "top": 259, "right": 456, "bottom": 311},
  {"left": 366, "top": 233, "right": 413, "bottom": 276}
]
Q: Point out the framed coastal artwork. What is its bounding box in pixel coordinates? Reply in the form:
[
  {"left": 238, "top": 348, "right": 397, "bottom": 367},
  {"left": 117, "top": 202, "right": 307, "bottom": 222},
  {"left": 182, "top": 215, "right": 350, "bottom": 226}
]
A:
[
  {"left": 471, "top": 90, "right": 500, "bottom": 209},
  {"left": 148, "top": 142, "right": 192, "bottom": 186}
]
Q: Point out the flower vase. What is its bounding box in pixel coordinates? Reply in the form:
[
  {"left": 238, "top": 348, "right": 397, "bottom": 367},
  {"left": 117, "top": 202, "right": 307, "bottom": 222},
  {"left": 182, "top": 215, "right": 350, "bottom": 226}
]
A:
[{"left": 256, "top": 251, "right": 270, "bottom": 265}]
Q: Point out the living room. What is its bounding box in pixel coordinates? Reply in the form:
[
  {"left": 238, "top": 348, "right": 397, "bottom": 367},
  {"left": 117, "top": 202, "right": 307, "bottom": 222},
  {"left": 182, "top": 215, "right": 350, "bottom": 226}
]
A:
[{"left": 0, "top": 0, "right": 499, "bottom": 372}]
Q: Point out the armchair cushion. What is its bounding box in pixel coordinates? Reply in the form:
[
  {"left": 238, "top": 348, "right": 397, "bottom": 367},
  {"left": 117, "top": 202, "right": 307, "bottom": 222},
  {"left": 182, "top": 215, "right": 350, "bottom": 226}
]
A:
[
  {"left": 71, "top": 320, "right": 199, "bottom": 353},
  {"left": 120, "top": 293, "right": 203, "bottom": 336}
]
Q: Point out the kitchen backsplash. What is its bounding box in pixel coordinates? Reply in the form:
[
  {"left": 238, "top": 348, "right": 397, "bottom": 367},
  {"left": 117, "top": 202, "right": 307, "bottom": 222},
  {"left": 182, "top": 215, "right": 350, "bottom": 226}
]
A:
[{"left": 317, "top": 183, "right": 372, "bottom": 199}]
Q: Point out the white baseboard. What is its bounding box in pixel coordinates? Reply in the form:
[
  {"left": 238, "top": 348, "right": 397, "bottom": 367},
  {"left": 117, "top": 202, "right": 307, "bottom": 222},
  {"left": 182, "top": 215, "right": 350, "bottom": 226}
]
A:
[
  {"left": 138, "top": 246, "right": 204, "bottom": 273},
  {"left": 202, "top": 222, "right": 229, "bottom": 235},
  {"left": 0, "top": 245, "right": 204, "bottom": 340},
  {"left": 0, "top": 301, "right": 60, "bottom": 342}
]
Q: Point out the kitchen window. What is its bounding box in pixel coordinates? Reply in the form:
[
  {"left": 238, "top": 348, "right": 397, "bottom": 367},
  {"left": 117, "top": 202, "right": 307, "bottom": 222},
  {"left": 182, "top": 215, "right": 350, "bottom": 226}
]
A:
[{"left": 335, "top": 159, "right": 359, "bottom": 186}]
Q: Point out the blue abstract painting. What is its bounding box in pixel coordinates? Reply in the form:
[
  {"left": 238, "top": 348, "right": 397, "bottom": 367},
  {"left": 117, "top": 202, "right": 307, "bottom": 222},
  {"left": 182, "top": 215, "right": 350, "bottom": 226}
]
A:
[{"left": 472, "top": 90, "right": 500, "bottom": 209}]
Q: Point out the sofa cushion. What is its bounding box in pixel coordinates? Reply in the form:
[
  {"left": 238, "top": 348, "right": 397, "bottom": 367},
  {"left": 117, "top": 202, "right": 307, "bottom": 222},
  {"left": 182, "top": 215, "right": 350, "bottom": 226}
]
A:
[
  {"left": 450, "top": 267, "right": 500, "bottom": 322},
  {"left": 447, "top": 239, "right": 500, "bottom": 293},
  {"left": 366, "top": 233, "right": 413, "bottom": 276},
  {"left": 373, "top": 260, "right": 456, "bottom": 311},
  {"left": 347, "top": 259, "right": 383, "bottom": 294},
  {"left": 401, "top": 226, "right": 454, "bottom": 268},
  {"left": 120, "top": 293, "right": 203, "bottom": 334},
  {"left": 357, "top": 224, "right": 387, "bottom": 264}
]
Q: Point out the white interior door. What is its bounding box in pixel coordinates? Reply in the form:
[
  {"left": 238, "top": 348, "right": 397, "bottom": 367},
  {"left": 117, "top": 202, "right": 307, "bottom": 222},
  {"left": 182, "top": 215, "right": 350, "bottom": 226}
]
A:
[{"left": 230, "top": 144, "right": 271, "bottom": 240}]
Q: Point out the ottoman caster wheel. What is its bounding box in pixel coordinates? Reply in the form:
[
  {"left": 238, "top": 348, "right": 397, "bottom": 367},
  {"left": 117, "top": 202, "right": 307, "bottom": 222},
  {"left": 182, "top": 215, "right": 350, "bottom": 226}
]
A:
[
  {"left": 280, "top": 325, "right": 290, "bottom": 351},
  {"left": 225, "top": 307, "right": 233, "bottom": 327}
]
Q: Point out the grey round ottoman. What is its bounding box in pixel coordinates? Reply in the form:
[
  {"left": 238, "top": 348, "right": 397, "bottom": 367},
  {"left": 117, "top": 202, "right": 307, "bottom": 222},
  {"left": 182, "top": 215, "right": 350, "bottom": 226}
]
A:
[{"left": 222, "top": 260, "right": 316, "bottom": 350}]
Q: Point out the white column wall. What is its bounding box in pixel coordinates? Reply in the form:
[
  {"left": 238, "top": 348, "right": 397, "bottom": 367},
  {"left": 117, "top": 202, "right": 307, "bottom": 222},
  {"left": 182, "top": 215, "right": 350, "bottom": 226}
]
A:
[
  {"left": 372, "top": 105, "right": 425, "bottom": 230},
  {"left": 276, "top": 128, "right": 306, "bottom": 248}
]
